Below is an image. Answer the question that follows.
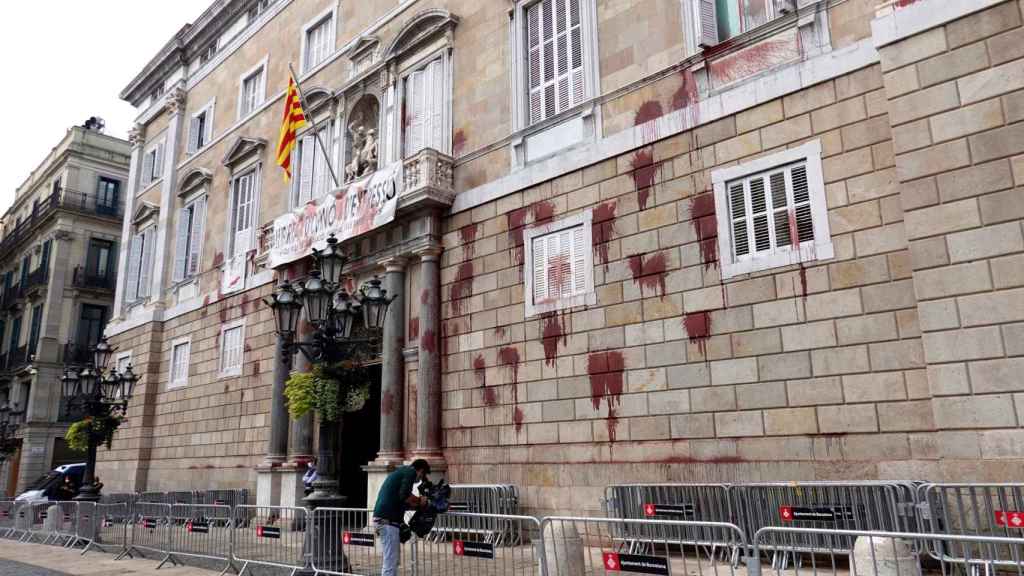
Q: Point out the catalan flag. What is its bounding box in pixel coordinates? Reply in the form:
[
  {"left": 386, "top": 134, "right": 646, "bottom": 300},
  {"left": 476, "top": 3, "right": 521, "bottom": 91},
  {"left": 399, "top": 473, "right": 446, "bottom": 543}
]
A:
[{"left": 275, "top": 76, "right": 307, "bottom": 181}]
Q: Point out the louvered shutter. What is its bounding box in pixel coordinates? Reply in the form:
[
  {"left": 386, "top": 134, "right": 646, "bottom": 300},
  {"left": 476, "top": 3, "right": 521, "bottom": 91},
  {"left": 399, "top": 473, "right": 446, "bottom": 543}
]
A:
[
  {"left": 298, "top": 135, "right": 315, "bottom": 202},
  {"left": 427, "top": 59, "right": 445, "bottom": 152},
  {"left": 527, "top": 2, "right": 543, "bottom": 124},
  {"left": 404, "top": 70, "right": 424, "bottom": 156},
  {"left": 173, "top": 206, "right": 191, "bottom": 282},
  {"left": 125, "top": 234, "right": 142, "bottom": 302},
  {"left": 699, "top": 0, "right": 719, "bottom": 47},
  {"left": 138, "top": 230, "right": 154, "bottom": 299},
  {"left": 204, "top": 106, "right": 214, "bottom": 145},
  {"left": 750, "top": 176, "right": 771, "bottom": 252},
  {"left": 153, "top": 142, "right": 165, "bottom": 179},
  {"left": 188, "top": 197, "right": 206, "bottom": 276},
  {"left": 40, "top": 240, "right": 51, "bottom": 272},
  {"left": 314, "top": 126, "right": 330, "bottom": 196},
  {"left": 568, "top": 0, "right": 585, "bottom": 107},
  {"left": 770, "top": 171, "right": 791, "bottom": 248},
  {"left": 790, "top": 164, "right": 814, "bottom": 244},
  {"left": 572, "top": 225, "right": 586, "bottom": 294},
  {"left": 532, "top": 235, "right": 547, "bottom": 303},
  {"left": 188, "top": 116, "right": 200, "bottom": 154},
  {"left": 233, "top": 175, "right": 253, "bottom": 257},
  {"left": 142, "top": 151, "right": 155, "bottom": 185},
  {"left": 729, "top": 182, "right": 749, "bottom": 258}
]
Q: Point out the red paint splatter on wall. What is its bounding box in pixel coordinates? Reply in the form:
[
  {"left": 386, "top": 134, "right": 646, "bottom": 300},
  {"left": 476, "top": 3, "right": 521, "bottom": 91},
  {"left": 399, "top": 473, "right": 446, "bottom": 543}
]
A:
[
  {"left": 473, "top": 354, "right": 486, "bottom": 387},
  {"left": 212, "top": 252, "right": 225, "bottom": 268},
  {"left": 895, "top": 0, "right": 921, "bottom": 7},
  {"left": 540, "top": 312, "right": 567, "bottom": 367},
  {"left": 630, "top": 148, "right": 659, "bottom": 211},
  {"left": 671, "top": 68, "right": 699, "bottom": 114},
  {"left": 494, "top": 326, "right": 506, "bottom": 340},
  {"left": 709, "top": 32, "right": 801, "bottom": 87},
  {"left": 545, "top": 254, "right": 571, "bottom": 296},
  {"left": 408, "top": 317, "right": 419, "bottom": 339},
  {"left": 252, "top": 360, "right": 260, "bottom": 375},
  {"left": 421, "top": 289, "right": 430, "bottom": 305},
  {"left": 588, "top": 351, "right": 625, "bottom": 442},
  {"left": 690, "top": 193, "right": 718, "bottom": 271},
  {"left": 450, "top": 262, "right": 474, "bottom": 315},
  {"left": 381, "top": 390, "right": 395, "bottom": 416},
  {"left": 507, "top": 201, "right": 557, "bottom": 266},
  {"left": 452, "top": 129, "right": 467, "bottom": 156},
  {"left": 513, "top": 407, "right": 524, "bottom": 433},
  {"left": 592, "top": 200, "right": 618, "bottom": 268},
  {"left": 421, "top": 329, "right": 437, "bottom": 354},
  {"left": 483, "top": 387, "right": 498, "bottom": 407},
  {"left": 459, "top": 224, "right": 478, "bottom": 262},
  {"left": 499, "top": 346, "right": 522, "bottom": 433},
  {"left": 635, "top": 100, "right": 664, "bottom": 144},
  {"left": 798, "top": 265, "right": 808, "bottom": 300},
  {"left": 627, "top": 252, "right": 667, "bottom": 298},
  {"left": 683, "top": 311, "right": 712, "bottom": 359}
]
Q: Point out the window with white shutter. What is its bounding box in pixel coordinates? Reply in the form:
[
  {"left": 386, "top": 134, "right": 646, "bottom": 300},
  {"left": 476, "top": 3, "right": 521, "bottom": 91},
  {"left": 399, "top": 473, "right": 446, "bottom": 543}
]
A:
[
  {"left": 292, "top": 123, "right": 334, "bottom": 207},
  {"left": 172, "top": 196, "right": 206, "bottom": 283},
  {"left": 239, "top": 64, "right": 265, "bottom": 118},
  {"left": 169, "top": 338, "right": 191, "bottom": 388},
  {"left": 712, "top": 140, "right": 833, "bottom": 279},
  {"left": 526, "top": 0, "right": 586, "bottom": 125},
  {"left": 188, "top": 102, "right": 215, "bottom": 154},
  {"left": 691, "top": 0, "right": 783, "bottom": 47},
  {"left": 403, "top": 58, "right": 447, "bottom": 157},
  {"left": 523, "top": 209, "right": 596, "bottom": 317},
  {"left": 230, "top": 170, "right": 257, "bottom": 258},
  {"left": 303, "top": 14, "right": 335, "bottom": 72},
  {"left": 219, "top": 322, "right": 245, "bottom": 377},
  {"left": 141, "top": 139, "right": 165, "bottom": 186},
  {"left": 124, "top": 227, "right": 154, "bottom": 304}
]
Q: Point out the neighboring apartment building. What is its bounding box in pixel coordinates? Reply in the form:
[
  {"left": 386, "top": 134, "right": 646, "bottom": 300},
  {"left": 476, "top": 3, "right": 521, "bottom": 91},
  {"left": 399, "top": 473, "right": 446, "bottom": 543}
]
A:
[
  {"left": 0, "top": 122, "right": 130, "bottom": 495},
  {"left": 103, "top": 0, "right": 1024, "bottom": 514}
]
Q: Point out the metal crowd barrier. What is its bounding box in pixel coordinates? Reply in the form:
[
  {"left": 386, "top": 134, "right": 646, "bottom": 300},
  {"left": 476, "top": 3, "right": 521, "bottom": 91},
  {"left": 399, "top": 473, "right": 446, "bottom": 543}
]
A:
[
  {"left": 751, "top": 527, "right": 1024, "bottom": 576},
  {"left": 307, "top": 507, "right": 378, "bottom": 575},
  {"left": 23, "top": 501, "right": 52, "bottom": 543},
  {"left": 604, "top": 483, "right": 734, "bottom": 557},
  {"left": 430, "top": 484, "right": 523, "bottom": 546},
  {"left": 918, "top": 483, "right": 1024, "bottom": 575},
  {"left": 162, "top": 503, "right": 235, "bottom": 572},
  {"left": 117, "top": 502, "right": 175, "bottom": 566},
  {"left": 417, "top": 513, "right": 542, "bottom": 576},
  {"left": 0, "top": 500, "right": 19, "bottom": 538},
  {"left": 230, "top": 505, "right": 307, "bottom": 575},
  {"left": 81, "top": 502, "right": 130, "bottom": 555},
  {"left": 540, "top": 515, "right": 745, "bottom": 576}
]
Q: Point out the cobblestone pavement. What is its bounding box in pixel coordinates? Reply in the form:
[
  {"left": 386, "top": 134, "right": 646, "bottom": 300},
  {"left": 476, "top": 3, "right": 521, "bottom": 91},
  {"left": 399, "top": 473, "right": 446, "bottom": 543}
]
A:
[{"left": 0, "top": 540, "right": 218, "bottom": 575}]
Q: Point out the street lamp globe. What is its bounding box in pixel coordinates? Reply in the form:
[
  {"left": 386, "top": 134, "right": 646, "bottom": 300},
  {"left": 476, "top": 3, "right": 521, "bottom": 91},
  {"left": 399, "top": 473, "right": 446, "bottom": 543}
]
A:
[
  {"left": 101, "top": 370, "right": 122, "bottom": 403},
  {"left": 61, "top": 369, "right": 81, "bottom": 400},
  {"left": 359, "top": 277, "right": 392, "bottom": 330},
  {"left": 92, "top": 336, "right": 114, "bottom": 369},
  {"left": 79, "top": 366, "right": 99, "bottom": 397},
  {"left": 318, "top": 234, "right": 348, "bottom": 287},
  {"left": 120, "top": 365, "right": 139, "bottom": 402},
  {"left": 331, "top": 288, "right": 358, "bottom": 339},
  {"left": 301, "top": 268, "right": 332, "bottom": 326},
  {"left": 269, "top": 280, "right": 303, "bottom": 336}
]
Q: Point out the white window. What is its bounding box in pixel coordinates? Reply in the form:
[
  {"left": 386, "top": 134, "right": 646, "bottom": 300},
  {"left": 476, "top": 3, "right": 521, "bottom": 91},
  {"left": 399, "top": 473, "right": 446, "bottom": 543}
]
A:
[
  {"left": 525, "top": 0, "right": 587, "bottom": 125},
  {"left": 172, "top": 196, "right": 206, "bottom": 282},
  {"left": 229, "top": 169, "right": 257, "bottom": 259},
  {"left": 712, "top": 140, "right": 833, "bottom": 280},
  {"left": 124, "top": 226, "right": 155, "bottom": 303},
  {"left": 687, "top": 0, "right": 788, "bottom": 48},
  {"left": 188, "top": 101, "right": 215, "bottom": 154},
  {"left": 403, "top": 58, "right": 449, "bottom": 157},
  {"left": 523, "top": 209, "right": 596, "bottom": 317},
  {"left": 116, "top": 352, "right": 132, "bottom": 374},
  {"left": 141, "top": 139, "right": 165, "bottom": 186},
  {"left": 169, "top": 338, "right": 191, "bottom": 388},
  {"left": 219, "top": 321, "right": 245, "bottom": 377},
  {"left": 238, "top": 62, "right": 266, "bottom": 118},
  {"left": 292, "top": 124, "right": 334, "bottom": 207},
  {"left": 303, "top": 14, "right": 335, "bottom": 72}
]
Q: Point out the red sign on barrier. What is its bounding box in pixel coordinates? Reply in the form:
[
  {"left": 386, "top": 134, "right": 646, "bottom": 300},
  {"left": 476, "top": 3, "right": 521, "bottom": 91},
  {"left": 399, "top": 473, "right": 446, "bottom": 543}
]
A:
[
  {"left": 0, "top": 511, "right": 8, "bottom": 518},
  {"left": 453, "top": 540, "right": 494, "bottom": 559},
  {"left": 996, "top": 511, "right": 1024, "bottom": 528},
  {"left": 602, "top": 551, "right": 670, "bottom": 575},
  {"left": 604, "top": 552, "right": 622, "bottom": 570},
  {"left": 257, "top": 525, "right": 281, "bottom": 539},
  {"left": 780, "top": 506, "right": 794, "bottom": 521}
]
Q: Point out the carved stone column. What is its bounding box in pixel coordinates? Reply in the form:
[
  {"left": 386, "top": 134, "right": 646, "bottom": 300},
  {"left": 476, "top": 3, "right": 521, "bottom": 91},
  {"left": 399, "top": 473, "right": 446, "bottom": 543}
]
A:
[
  {"left": 265, "top": 336, "right": 291, "bottom": 465},
  {"left": 412, "top": 246, "right": 443, "bottom": 461},
  {"left": 378, "top": 256, "right": 406, "bottom": 463},
  {"left": 113, "top": 124, "right": 145, "bottom": 318}
]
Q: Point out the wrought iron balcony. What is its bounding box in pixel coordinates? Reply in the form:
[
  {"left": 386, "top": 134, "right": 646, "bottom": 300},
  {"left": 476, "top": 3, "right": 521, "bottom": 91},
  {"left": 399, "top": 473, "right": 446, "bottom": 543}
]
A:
[
  {"left": 1, "top": 284, "right": 22, "bottom": 310},
  {"left": 7, "top": 346, "right": 29, "bottom": 372},
  {"left": 0, "top": 187, "right": 123, "bottom": 256},
  {"left": 72, "top": 266, "right": 115, "bottom": 291},
  {"left": 62, "top": 342, "right": 94, "bottom": 367},
  {"left": 24, "top": 267, "right": 49, "bottom": 291}
]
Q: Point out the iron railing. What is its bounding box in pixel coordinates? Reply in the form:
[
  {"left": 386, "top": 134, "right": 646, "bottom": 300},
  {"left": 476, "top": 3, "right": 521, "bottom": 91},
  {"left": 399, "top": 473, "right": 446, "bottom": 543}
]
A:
[
  {"left": 24, "top": 267, "right": 49, "bottom": 291},
  {"left": 1, "top": 284, "right": 21, "bottom": 310},
  {"left": 72, "top": 267, "right": 115, "bottom": 291},
  {"left": 0, "top": 187, "right": 123, "bottom": 257}
]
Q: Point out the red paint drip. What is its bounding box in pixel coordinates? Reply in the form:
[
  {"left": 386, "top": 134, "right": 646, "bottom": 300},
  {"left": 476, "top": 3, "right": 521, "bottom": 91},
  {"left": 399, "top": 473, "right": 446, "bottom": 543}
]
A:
[
  {"left": 452, "top": 129, "right": 467, "bottom": 156},
  {"left": 420, "top": 289, "right": 430, "bottom": 306},
  {"left": 473, "top": 354, "right": 486, "bottom": 387},
  {"left": 500, "top": 346, "right": 522, "bottom": 433},
  {"left": 587, "top": 351, "right": 625, "bottom": 442},
  {"left": 627, "top": 252, "right": 668, "bottom": 298},
  {"left": 545, "top": 254, "right": 571, "bottom": 297},
  {"left": 408, "top": 317, "right": 419, "bottom": 339},
  {"left": 592, "top": 200, "right": 618, "bottom": 268},
  {"left": 635, "top": 100, "right": 664, "bottom": 144},
  {"left": 450, "top": 262, "right": 474, "bottom": 315},
  {"left": 630, "top": 148, "right": 658, "bottom": 211},
  {"left": 690, "top": 193, "right": 718, "bottom": 271},
  {"left": 683, "top": 311, "right": 712, "bottom": 360},
  {"left": 513, "top": 407, "right": 524, "bottom": 433},
  {"left": 670, "top": 69, "right": 699, "bottom": 113},
  {"left": 540, "top": 312, "right": 567, "bottom": 367},
  {"left": 483, "top": 387, "right": 498, "bottom": 407},
  {"left": 421, "top": 329, "right": 437, "bottom": 354},
  {"left": 459, "top": 224, "right": 478, "bottom": 262},
  {"left": 507, "top": 201, "right": 556, "bottom": 266},
  {"left": 381, "top": 390, "right": 395, "bottom": 416},
  {"left": 212, "top": 251, "right": 224, "bottom": 268}
]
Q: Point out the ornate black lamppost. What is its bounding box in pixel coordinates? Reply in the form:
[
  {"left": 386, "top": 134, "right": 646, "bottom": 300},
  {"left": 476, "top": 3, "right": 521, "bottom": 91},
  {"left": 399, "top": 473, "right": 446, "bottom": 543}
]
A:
[
  {"left": 60, "top": 336, "right": 138, "bottom": 501},
  {"left": 0, "top": 402, "right": 24, "bottom": 465},
  {"left": 266, "top": 233, "right": 394, "bottom": 509}
]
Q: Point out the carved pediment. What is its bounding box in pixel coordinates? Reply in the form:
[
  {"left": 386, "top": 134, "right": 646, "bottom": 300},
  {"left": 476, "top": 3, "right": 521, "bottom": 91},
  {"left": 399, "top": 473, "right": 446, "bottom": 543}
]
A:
[
  {"left": 302, "top": 87, "right": 334, "bottom": 116},
  {"left": 384, "top": 10, "right": 459, "bottom": 61},
  {"left": 177, "top": 168, "right": 212, "bottom": 195},
  {"left": 348, "top": 35, "right": 380, "bottom": 60},
  {"left": 132, "top": 201, "right": 159, "bottom": 225},
  {"left": 221, "top": 136, "right": 267, "bottom": 167}
]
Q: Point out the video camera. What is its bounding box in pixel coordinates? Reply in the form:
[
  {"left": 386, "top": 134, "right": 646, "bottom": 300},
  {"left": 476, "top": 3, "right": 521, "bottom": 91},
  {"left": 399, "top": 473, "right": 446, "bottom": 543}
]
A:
[{"left": 401, "top": 477, "right": 453, "bottom": 541}]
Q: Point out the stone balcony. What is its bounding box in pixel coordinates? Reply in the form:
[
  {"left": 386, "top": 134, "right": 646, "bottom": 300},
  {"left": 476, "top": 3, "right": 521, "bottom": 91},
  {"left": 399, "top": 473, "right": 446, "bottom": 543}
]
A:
[{"left": 399, "top": 147, "right": 455, "bottom": 210}]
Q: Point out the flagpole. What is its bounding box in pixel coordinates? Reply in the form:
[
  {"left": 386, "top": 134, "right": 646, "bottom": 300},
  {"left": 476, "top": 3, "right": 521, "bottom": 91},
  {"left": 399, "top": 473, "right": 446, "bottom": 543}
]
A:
[{"left": 288, "top": 62, "right": 341, "bottom": 189}]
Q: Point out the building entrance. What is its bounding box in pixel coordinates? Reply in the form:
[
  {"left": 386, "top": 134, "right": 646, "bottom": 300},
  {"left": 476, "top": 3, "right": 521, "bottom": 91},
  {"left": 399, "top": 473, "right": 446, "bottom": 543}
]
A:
[{"left": 338, "top": 364, "right": 381, "bottom": 508}]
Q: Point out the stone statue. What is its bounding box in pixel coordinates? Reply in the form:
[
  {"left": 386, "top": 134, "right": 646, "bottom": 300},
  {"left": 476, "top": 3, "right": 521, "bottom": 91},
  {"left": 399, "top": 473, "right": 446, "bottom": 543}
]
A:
[
  {"left": 344, "top": 95, "right": 381, "bottom": 182},
  {"left": 360, "top": 129, "right": 378, "bottom": 176},
  {"left": 345, "top": 126, "right": 365, "bottom": 182}
]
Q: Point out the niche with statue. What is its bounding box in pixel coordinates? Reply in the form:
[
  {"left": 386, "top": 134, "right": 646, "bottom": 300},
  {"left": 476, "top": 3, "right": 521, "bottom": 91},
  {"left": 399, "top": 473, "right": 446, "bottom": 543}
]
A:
[{"left": 344, "top": 94, "right": 380, "bottom": 182}]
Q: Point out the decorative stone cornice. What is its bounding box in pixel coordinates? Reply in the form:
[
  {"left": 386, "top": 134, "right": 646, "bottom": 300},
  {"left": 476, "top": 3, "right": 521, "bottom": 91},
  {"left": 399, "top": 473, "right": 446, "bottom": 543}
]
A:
[
  {"left": 412, "top": 246, "right": 443, "bottom": 262},
  {"left": 166, "top": 86, "right": 187, "bottom": 115},
  {"left": 128, "top": 124, "right": 146, "bottom": 148},
  {"left": 379, "top": 256, "right": 408, "bottom": 272}
]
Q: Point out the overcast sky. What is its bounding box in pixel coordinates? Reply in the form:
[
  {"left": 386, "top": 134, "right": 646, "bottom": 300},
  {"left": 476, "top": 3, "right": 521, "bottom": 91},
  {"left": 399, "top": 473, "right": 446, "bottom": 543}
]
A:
[{"left": 0, "top": 1, "right": 212, "bottom": 213}]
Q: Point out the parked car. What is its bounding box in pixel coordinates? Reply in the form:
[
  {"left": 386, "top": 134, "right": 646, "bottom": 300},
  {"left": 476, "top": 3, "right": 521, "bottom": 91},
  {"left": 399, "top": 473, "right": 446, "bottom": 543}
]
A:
[{"left": 15, "top": 463, "right": 86, "bottom": 501}]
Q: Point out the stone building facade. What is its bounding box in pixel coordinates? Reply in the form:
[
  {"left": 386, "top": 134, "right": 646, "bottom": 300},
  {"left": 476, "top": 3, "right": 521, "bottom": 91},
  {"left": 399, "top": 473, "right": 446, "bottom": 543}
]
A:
[
  {"left": 0, "top": 124, "right": 130, "bottom": 495},
  {"left": 102, "top": 0, "right": 1024, "bottom": 514}
]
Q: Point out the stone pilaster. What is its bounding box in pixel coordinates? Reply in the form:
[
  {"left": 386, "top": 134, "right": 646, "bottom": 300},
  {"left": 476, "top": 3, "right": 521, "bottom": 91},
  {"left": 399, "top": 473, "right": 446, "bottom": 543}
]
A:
[
  {"left": 112, "top": 124, "right": 145, "bottom": 319},
  {"left": 377, "top": 256, "right": 406, "bottom": 463},
  {"left": 148, "top": 87, "right": 186, "bottom": 308},
  {"left": 412, "top": 246, "right": 443, "bottom": 461}
]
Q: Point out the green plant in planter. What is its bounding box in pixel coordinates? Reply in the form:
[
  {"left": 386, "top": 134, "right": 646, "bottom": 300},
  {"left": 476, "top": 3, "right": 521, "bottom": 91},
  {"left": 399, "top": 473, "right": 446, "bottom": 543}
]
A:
[
  {"left": 285, "top": 361, "right": 372, "bottom": 422},
  {"left": 65, "top": 414, "right": 124, "bottom": 452}
]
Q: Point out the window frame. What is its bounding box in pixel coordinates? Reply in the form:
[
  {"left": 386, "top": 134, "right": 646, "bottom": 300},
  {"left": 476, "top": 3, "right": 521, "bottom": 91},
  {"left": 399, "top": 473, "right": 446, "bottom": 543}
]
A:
[
  {"left": 301, "top": 7, "right": 337, "bottom": 73},
  {"left": 401, "top": 54, "right": 452, "bottom": 158},
  {"left": 141, "top": 137, "right": 166, "bottom": 188},
  {"left": 172, "top": 192, "right": 207, "bottom": 284},
  {"left": 188, "top": 98, "right": 216, "bottom": 154},
  {"left": 522, "top": 209, "right": 596, "bottom": 317},
  {"left": 290, "top": 121, "right": 336, "bottom": 209},
  {"left": 237, "top": 57, "right": 268, "bottom": 120},
  {"left": 510, "top": 0, "right": 600, "bottom": 132},
  {"left": 711, "top": 140, "right": 833, "bottom": 280},
  {"left": 168, "top": 337, "right": 191, "bottom": 389},
  {"left": 681, "top": 0, "right": 794, "bottom": 55},
  {"left": 218, "top": 319, "right": 246, "bottom": 378},
  {"left": 124, "top": 224, "right": 156, "bottom": 305},
  {"left": 227, "top": 165, "right": 260, "bottom": 260}
]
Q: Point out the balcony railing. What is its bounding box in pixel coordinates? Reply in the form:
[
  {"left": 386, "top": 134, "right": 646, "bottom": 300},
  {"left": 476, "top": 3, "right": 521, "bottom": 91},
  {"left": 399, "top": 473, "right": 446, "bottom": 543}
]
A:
[
  {"left": 6, "top": 345, "right": 29, "bottom": 372},
  {"left": 0, "top": 187, "right": 124, "bottom": 256},
  {"left": 1, "top": 284, "right": 22, "bottom": 310},
  {"left": 72, "top": 266, "right": 115, "bottom": 291},
  {"left": 62, "top": 342, "right": 93, "bottom": 366},
  {"left": 0, "top": 352, "right": 7, "bottom": 371},
  {"left": 24, "top": 267, "right": 49, "bottom": 291}
]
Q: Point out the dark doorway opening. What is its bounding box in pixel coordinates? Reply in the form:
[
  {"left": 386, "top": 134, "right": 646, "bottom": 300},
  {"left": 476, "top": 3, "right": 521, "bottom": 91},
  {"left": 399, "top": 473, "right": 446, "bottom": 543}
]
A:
[{"left": 338, "top": 364, "right": 381, "bottom": 508}]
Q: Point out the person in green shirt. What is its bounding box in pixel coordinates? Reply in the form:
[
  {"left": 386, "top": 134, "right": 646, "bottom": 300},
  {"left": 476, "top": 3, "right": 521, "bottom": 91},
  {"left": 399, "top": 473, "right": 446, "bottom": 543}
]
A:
[{"left": 372, "top": 459, "right": 430, "bottom": 576}]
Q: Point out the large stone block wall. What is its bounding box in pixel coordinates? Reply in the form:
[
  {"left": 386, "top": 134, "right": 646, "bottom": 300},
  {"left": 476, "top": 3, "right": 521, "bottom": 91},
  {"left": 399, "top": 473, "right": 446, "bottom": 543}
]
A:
[{"left": 878, "top": 0, "right": 1024, "bottom": 471}]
